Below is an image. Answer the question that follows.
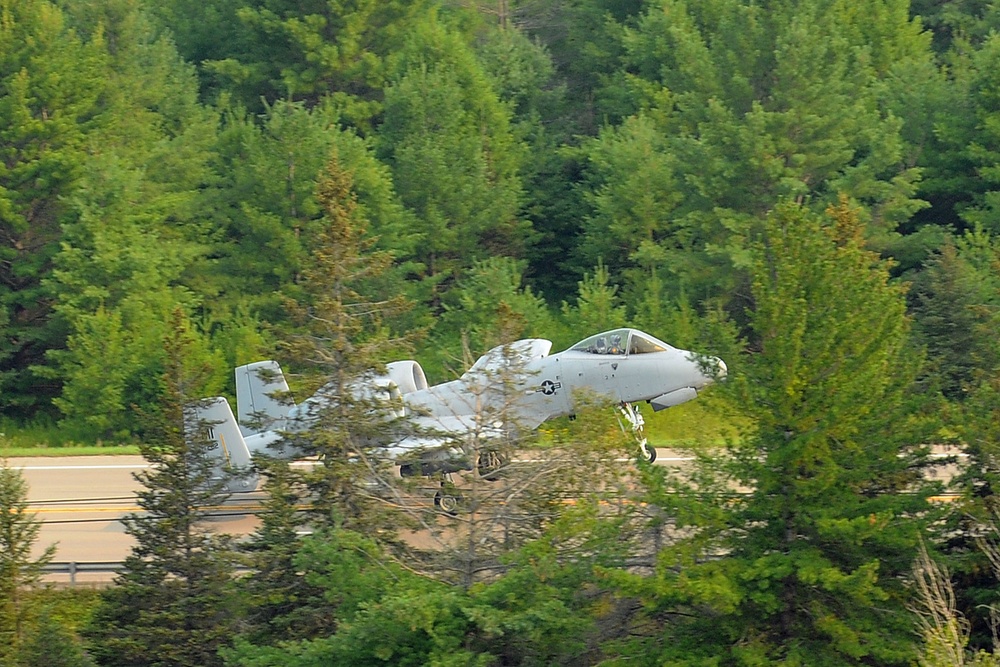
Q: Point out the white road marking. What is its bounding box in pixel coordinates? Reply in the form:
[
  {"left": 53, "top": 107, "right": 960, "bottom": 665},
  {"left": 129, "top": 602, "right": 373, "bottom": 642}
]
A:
[{"left": 14, "top": 464, "right": 150, "bottom": 470}]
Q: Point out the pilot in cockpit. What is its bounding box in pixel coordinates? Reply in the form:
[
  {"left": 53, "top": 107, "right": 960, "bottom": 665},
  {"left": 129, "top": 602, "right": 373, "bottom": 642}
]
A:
[{"left": 608, "top": 333, "right": 623, "bottom": 355}]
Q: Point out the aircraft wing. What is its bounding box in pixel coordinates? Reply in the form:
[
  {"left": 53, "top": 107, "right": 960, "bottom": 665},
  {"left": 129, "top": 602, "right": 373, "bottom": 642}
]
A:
[
  {"left": 465, "top": 339, "right": 552, "bottom": 375},
  {"left": 379, "top": 413, "right": 507, "bottom": 458}
]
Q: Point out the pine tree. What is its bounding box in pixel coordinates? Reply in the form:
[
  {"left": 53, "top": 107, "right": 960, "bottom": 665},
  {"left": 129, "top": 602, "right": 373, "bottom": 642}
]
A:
[
  {"left": 279, "top": 150, "right": 416, "bottom": 532},
  {"left": 85, "top": 309, "right": 238, "bottom": 667},
  {"left": 0, "top": 0, "right": 108, "bottom": 417},
  {"left": 19, "top": 607, "right": 95, "bottom": 667},
  {"left": 432, "top": 255, "right": 556, "bottom": 374},
  {"left": 42, "top": 1, "right": 227, "bottom": 439},
  {"left": 938, "top": 232, "right": 1000, "bottom": 644},
  {"left": 376, "top": 17, "right": 528, "bottom": 308},
  {"left": 190, "top": 0, "right": 430, "bottom": 121},
  {"left": 0, "top": 463, "right": 56, "bottom": 666},
  {"left": 616, "top": 201, "right": 938, "bottom": 666},
  {"left": 236, "top": 457, "right": 326, "bottom": 645},
  {"left": 959, "top": 35, "right": 1000, "bottom": 234},
  {"left": 910, "top": 233, "right": 1000, "bottom": 400},
  {"left": 559, "top": 261, "right": 629, "bottom": 342},
  {"left": 226, "top": 151, "right": 421, "bottom": 656},
  {"left": 579, "top": 0, "right": 931, "bottom": 315}
]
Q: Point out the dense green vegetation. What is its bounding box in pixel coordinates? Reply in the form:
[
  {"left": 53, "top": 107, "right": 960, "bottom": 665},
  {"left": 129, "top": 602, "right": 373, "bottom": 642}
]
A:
[
  {"left": 6, "top": 0, "right": 1000, "bottom": 664},
  {"left": 7, "top": 0, "right": 994, "bottom": 440}
]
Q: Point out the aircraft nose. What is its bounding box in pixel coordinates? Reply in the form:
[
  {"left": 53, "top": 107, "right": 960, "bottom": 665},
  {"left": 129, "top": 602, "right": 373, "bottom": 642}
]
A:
[{"left": 699, "top": 356, "right": 726, "bottom": 386}]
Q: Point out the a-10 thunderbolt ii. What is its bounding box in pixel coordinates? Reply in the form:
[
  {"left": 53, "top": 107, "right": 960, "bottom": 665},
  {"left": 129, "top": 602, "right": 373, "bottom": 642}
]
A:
[{"left": 199, "top": 327, "right": 727, "bottom": 501}]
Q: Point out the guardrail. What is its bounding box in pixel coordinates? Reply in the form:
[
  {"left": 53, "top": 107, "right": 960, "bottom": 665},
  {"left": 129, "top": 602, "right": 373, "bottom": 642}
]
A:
[
  {"left": 41, "top": 561, "right": 257, "bottom": 586},
  {"left": 42, "top": 561, "right": 122, "bottom": 585}
]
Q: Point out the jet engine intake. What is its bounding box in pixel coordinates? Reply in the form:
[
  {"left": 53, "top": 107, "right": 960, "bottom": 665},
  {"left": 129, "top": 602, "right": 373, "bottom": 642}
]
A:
[
  {"left": 385, "top": 360, "right": 429, "bottom": 393},
  {"left": 348, "top": 360, "right": 429, "bottom": 419}
]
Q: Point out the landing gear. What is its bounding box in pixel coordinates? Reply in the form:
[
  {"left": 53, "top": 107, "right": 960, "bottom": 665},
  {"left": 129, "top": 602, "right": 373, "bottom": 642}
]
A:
[
  {"left": 434, "top": 479, "right": 462, "bottom": 515},
  {"left": 618, "top": 402, "right": 656, "bottom": 463},
  {"left": 639, "top": 440, "right": 657, "bottom": 464},
  {"left": 434, "top": 489, "right": 461, "bottom": 514},
  {"left": 476, "top": 450, "right": 506, "bottom": 480}
]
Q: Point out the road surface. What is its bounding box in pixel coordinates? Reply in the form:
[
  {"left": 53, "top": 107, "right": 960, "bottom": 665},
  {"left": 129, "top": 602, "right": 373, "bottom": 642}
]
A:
[
  {"left": 14, "top": 456, "right": 263, "bottom": 584},
  {"left": 14, "top": 445, "right": 959, "bottom": 578}
]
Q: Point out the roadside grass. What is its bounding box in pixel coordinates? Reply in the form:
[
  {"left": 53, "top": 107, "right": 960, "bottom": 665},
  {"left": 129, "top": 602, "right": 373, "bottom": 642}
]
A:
[
  {"left": 0, "top": 394, "right": 743, "bottom": 458},
  {"left": 0, "top": 417, "right": 138, "bottom": 457},
  {"left": 645, "top": 395, "right": 743, "bottom": 449},
  {"left": 1, "top": 443, "right": 140, "bottom": 457},
  {"left": 534, "top": 395, "right": 742, "bottom": 451}
]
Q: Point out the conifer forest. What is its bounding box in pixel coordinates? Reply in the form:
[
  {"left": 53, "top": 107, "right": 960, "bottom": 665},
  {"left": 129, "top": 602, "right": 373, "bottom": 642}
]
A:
[{"left": 6, "top": 0, "right": 1000, "bottom": 665}]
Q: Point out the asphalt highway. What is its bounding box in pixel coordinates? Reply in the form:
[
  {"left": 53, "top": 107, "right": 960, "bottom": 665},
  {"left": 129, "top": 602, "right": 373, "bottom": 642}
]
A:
[
  {"left": 12, "top": 446, "right": 959, "bottom": 585},
  {"left": 15, "top": 456, "right": 264, "bottom": 583},
  {"left": 15, "top": 450, "right": 695, "bottom": 567}
]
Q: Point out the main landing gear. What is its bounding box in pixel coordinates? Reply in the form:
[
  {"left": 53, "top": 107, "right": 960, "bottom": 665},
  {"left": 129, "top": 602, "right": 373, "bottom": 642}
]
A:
[
  {"left": 618, "top": 401, "right": 656, "bottom": 463},
  {"left": 434, "top": 477, "right": 462, "bottom": 515},
  {"left": 476, "top": 449, "right": 506, "bottom": 480}
]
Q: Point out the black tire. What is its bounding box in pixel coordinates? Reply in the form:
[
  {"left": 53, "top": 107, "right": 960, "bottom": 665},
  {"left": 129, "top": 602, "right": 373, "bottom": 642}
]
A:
[
  {"left": 640, "top": 444, "right": 657, "bottom": 464},
  {"left": 434, "top": 490, "right": 461, "bottom": 515}
]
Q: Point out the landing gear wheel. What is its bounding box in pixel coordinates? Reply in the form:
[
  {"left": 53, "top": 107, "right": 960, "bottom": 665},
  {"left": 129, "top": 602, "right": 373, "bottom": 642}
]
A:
[
  {"left": 477, "top": 450, "right": 506, "bottom": 480},
  {"left": 618, "top": 401, "right": 655, "bottom": 464},
  {"left": 434, "top": 489, "right": 461, "bottom": 515}
]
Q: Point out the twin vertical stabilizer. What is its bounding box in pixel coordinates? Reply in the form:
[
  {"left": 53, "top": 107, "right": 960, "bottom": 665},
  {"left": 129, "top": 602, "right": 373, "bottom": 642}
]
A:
[
  {"left": 235, "top": 360, "right": 291, "bottom": 436},
  {"left": 197, "top": 397, "right": 259, "bottom": 493}
]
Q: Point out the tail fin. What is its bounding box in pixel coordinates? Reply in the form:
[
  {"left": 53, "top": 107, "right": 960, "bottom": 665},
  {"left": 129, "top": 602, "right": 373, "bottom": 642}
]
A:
[
  {"left": 197, "top": 397, "right": 260, "bottom": 493},
  {"left": 235, "top": 360, "right": 292, "bottom": 436}
]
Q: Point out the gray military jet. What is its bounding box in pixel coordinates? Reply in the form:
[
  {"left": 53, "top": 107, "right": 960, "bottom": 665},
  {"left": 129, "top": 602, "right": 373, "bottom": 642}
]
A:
[{"left": 199, "top": 328, "right": 726, "bottom": 495}]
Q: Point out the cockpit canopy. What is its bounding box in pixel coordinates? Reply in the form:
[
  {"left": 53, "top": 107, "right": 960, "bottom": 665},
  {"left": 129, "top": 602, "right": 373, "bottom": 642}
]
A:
[{"left": 569, "top": 328, "right": 673, "bottom": 356}]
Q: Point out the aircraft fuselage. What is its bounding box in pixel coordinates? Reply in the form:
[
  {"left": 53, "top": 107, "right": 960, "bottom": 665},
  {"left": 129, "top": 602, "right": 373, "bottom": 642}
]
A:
[{"left": 401, "top": 328, "right": 725, "bottom": 431}]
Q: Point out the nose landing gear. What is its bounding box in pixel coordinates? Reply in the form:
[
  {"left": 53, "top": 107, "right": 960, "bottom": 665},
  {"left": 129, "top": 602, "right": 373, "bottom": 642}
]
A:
[{"left": 618, "top": 401, "right": 656, "bottom": 463}]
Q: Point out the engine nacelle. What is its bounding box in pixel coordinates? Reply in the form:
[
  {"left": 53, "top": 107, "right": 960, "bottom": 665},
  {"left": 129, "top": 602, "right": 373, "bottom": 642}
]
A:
[
  {"left": 385, "top": 360, "right": 429, "bottom": 394},
  {"left": 286, "top": 361, "right": 429, "bottom": 425},
  {"left": 350, "top": 361, "right": 430, "bottom": 419}
]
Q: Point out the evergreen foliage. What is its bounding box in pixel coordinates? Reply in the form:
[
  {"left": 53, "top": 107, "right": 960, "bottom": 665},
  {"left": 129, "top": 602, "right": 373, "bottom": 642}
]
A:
[
  {"left": 197, "top": 0, "right": 432, "bottom": 123},
  {"left": 910, "top": 232, "right": 1000, "bottom": 399},
  {"left": 9, "top": 0, "right": 1000, "bottom": 662},
  {"left": 225, "top": 520, "right": 616, "bottom": 667},
  {"left": 235, "top": 457, "right": 327, "bottom": 646},
  {"left": 277, "top": 151, "right": 416, "bottom": 534},
  {"left": 0, "top": 0, "right": 108, "bottom": 417},
  {"left": 41, "top": 0, "right": 227, "bottom": 438},
  {"left": 376, "top": 17, "right": 529, "bottom": 306},
  {"left": 434, "top": 256, "right": 555, "bottom": 370},
  {"left": 613, "top": 201, "right": 939, "bottom": 665},
  {"left": 18, "top": 607, "right": 95, "bottom": 667},
  {"left": 577, "top": 0, "right": 930, "bottom": 318},
  {"left": 0, "top": 463, "right": 56, "bottom": 666},
  {"left": 84, "top": 310, "right": 239, "bottom": 667}
]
